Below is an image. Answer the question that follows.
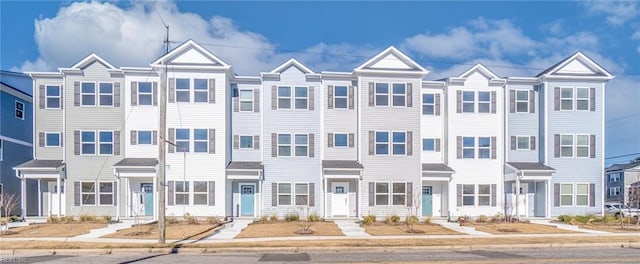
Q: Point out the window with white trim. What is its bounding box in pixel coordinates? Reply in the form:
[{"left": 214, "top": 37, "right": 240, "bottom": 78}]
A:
[
  {"left": 99, "top": 131, "right": 113, "bottom": 155},
  {"left": 375, "top": 83, "right": 389, "bottom": 106},
  {"left": 194, "top": 79, "right": 208, "bottom": 103},
  {"left": 478, "top": 92, "right": 490, "bottom": 113},
  {"left": 392, "top": 83, "right": 406, "bottom": 107},
  {"left": 138, "top": 82, "right": 153, "bottom": 105},
  {"left": 375, "top": 182, "right": 389, "bottom": 206},
  {"left": 576, "top": 135, "right": 589, "bottom": 158},
  {"left": 277, "top": 183, "right": 292, "bottom": 205},
  {"left": 99, "top": 83, "right": 113, "bottom": 106},
  {"left": 294, "top": 134, "right": 308, "bottom": 157},
  {"left": 277, "top": 86, "right": 291, "bottom": 109},
  {"left": 81, "top": 82, "right": 96, "bottom": 106},
  {"left": 609, "top": 187, "right": 621, "bottom": 197},
  {"left": 576, "top": 183, "right": 589, "bottom": 206},
  {"left": 176, "top": 128, "right": 190, "bottom": 152},
  {"left": 560, "top": 183, "right": 573, "bottom": 206},
  {"left": 334, "top": 133, "right": 348, "bottom": 148},
  {"left": 392, "top": 182, "right": 406, "bottom": 206},
  {"left": 560, "top": 135, "right": 574, "bottom": 157},
  {"left": 576, "top": 88, "right": 589, "bottom": 111},
  {"left": 422, "top": 93, "right": 434, "bottom": 115},
  {"left": 175, "top": 181, "right": 189, "bottom": 205},
  {"left": 193, "top": 129, "right": 208, "bottom": 153},
  {"left": 81, "top": 182, "right": 96, "bottom": 205},
  {"left": 422, "top": 138, "right": 435, "bottom": 151},
  {"left": 46, "top": 132, "right": 61, "bottom": 147},
  {"left": 560, "top": 87, "right": 573, "bottom": 110},
  {"left": 462, "top": 184, "right": 475, "bottom": 206},
  {"left": 278, "top": 134, "right": 291, "bottom": 156},
  {"left": 294, "top": 86, "right": 308, "bottom": 109},
  {"left": 176, "top": 78, "right": 190, "bottom": 102},
  {"left": 99, "top": 182, "right": 113, "bottom": 205},
  {"left": 193, "top": 181, "right": 208, "bottom": 205},
  {"left": 516, "top": 136, "right": 530, "bottom": 150},
  {"left": 240, "top": 135, "right": 253, "bottom": 149},
  {"left": 478, "top": 137, "right": 490, "bottom": 159},
  {"left": 334, "top": 86, "right": 348, "bottom": 109},
  {"left": 81, "top": 131, "right": 96, "bottom": 155},
  {"left": 478, "top": 184, "right": 491, "bottom": 206},
  {"left": 138, "top": 131, "right": 152, "bottom": 145},
  {"left": 375, "top": 132, "right": 389, "bottom": 155},
  {"left": 516, "top": 90, "right": 528, "bottom": 112},
  {"left": 392, "top": 132, "right": 406, "bottom": 155},
  {"left": 15, "top": 101, "right": 24, "bottom": 119},
  {"left": 462, "top": 137, "right": 475, "bottom": 159},
  {"left": 462, "top": 91, "right": 475, "bottom": 113},
  {"left": 609, "top": 173, "right": 620, "bottom": 183},
  {"left": 239, "top": 89, "right": 253, "bottom": 111},
  {"left": 295, "top": 183, "right": 309, "bottom": 206},
  {"left": 46, "top": 85, "right": 61, "bottom": 109}
]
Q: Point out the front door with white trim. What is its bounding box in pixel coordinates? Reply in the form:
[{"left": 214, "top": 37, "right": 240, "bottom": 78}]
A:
[{"left": 331, "top": 182, "right": 349, "bottom": 217}]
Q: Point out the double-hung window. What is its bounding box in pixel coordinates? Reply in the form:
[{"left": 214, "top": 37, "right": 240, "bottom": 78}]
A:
[
  {"left": 392, "top": 83, "right": 406, "bottom": 107},
  {"left": 462, "top": 184, "right": 475, "bottom": 206},
  {"left": 576, "top": 88, "right": 589, "bottom": 111},
  {"left": 375, "top": 83, "right": 389, "bottom": 106},
  {"left": 560, "top": 183, "right": 573, "bottom": 206},
  {"left": 422, "top": 94, "right": 434, "bottom": 115},
  {"left": 334, "top": 133, "right": 348, "bottom": 147},
  {"left": 392, "top": 132, "right": 406, "bottom": 155},
  {"left": 462, "top": 91, "right": 475, "bottom": 113},
  {"left": 294, "top": 87, "right": 308, "bottom": 109},
  {"left": 81, "top": 182, "right": 96, "bottom": 205},
  {"left": 516, "top": 90, "right": 529, "bottom": 112},
  {"left": 99, "top": 182, "right": 113, "bottom": 205},
  {"left": 138, "top": 82, "right": 153, "bottom": 105},
  {"left": 576, "top": 135, "right": 589, "bottom": 158},
  {"left": 194, "top": 79, "right": 208, "bottom": 102},
  {"left": 334, "top": 86, "right": 348, "bottom": 109},
  {"left": 478, "top": 184, "right": 491, "bottom": 206},
  {"left": 99, "top": 131, "right": 113, "bottom": 155},
  {"left": 392, "top": 182, "right": 406, "bottom": 206},
  {"left": 575, "top": 184, "right": 589, "bottom": 206},
  {"left": 81, "top": 131, "right": 96, "bottom": 155},
  {"left": 46, "top": 85, "right": 61, "bottom": 109},
  {"left": 175, "top": 78, "right": 190, "bottom": 102},
  {"left": 277, "top": 183, "right": 292, "bottom": 205},
  {"left": 477, "top": 92, "right": 490, "bottom": 113},
  {"left": 462, "top": 137, "right": 475, "bottom": 158},
  {"left": 46, "top": 132, "right": 61, "bottom": 147},
  {"left": 278, "top": 134, "right": 291, "bottom": 156},
  {"left": 609, "top": 187, "right": 621, "bottom": 197},
  {"left": 294, "top": 134, "right": 308, "bottom": 156},
  {"left": 560, "top": 88, "right": 573, "bottom": 110},
  {"left": 99, "top": 83, "right": 113, "bottom": 106},
  {"left": 477, "top": 137, "right": 491, "bottom": 159},
  {"left": 375, "top": 182, "right": 389, "bottom": 206},
  {"left": 517, "top": 136, "right": 530, "bottom": 150},
  {"left": 138, "top": 131, "right": 152, "bottom": 145},
  {"left": 375, "top": 132, "right": 389, "bottom": 155},
  {"left": 277, "top": 86, "right": 291, "bottom": 109},
  {"left": 193, "top": 181, "right": 208, "bottom": 205},
  {"left": 560, "top": 135, "right": 574, "bottom": 157},
  {"left": 15, "top": 101, "right": 24, "bottom": 119},
  {"left": 193, "top": 129, "right": 208, "bottom": 153},
  {"left": 609, "top": 173, "right": 620, "bottom": 183},
  {"left": 81, "top": 82, "right": 96, "bottom": 106},
  {"left": 239, "top": 89, "right": 253, "bottom": 111},
  {"left": 295, "top": 183, "right": 309, "bottom": 205},
  {"left": 175, "top": 181, "right": 189, "bottom": 205},
  {"left": 240, "top": 135, "right": 253, "bottom": 149},
  {"left": 176, "top": 128, "right": 190, "bottom": 152},
  {"left": 422, "top": 138, "right": 435, "bottom": 151}
]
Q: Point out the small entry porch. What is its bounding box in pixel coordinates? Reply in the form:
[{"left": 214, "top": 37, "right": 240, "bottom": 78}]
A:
[
  {"left": 226, "top": 162, "right": 264, "bottom": 219},
  {"left": 421, "top": 163, "right": 454, "bottom": 219},
  {"left": 505, "top": 162, "right": 556, "bottom": 219},
  {"left": 13, "top": 160, "right": 66, "bottom": 218},
  {"left": 113, "top": 158, "right": 158, "bottom": 221},
  {"left": 322, "top": 160, "right": 363, "bottom": 219}
]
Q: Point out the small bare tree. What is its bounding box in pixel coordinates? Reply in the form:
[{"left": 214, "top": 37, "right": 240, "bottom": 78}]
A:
[
  {"left": 0, "top": 193, "right": 20, "bottom": 233},
  {"left": 405, "top": 186, "right": 423, "bottom": 233}
]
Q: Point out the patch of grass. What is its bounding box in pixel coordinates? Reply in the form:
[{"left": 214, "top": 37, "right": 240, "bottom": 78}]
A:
[
  {"left": 103, "top": 222, "right": 219, "bottom": 240},
  {"left": 0, "top": 223, "right": 106, "bottom": 237},
  {"left": 469, "top": 223, "right": 576, "bottom": 235}
]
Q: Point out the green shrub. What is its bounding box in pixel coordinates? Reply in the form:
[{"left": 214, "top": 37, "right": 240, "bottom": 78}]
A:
[
  {"left": 476, "top": 215, "right": 489, "bottom": 223},
  {"left": 490, "top": 213, "right": 504, "bottom": 223},
  {"left": 207, "top": 216, "right": 222, "bottom": 225},
  {"left": 557, "top": 215, "right": 572, "bottom": 223},
  {"left": 183, "top": 212, "right": 199, "bottom": 225},
  {"left": 102, "top": 216, "right": 112, "bottom": 223},
  {"left": 307, "top": 213, "right": 321, "bottom": 222},
  {"left": 423, "top": 217, "right": 432, "bottom": 225},
  {"left": 362, "top": 215, "right": 376, "bottom": 225},
  {"left": 47, "top": 215, "right": 60, "bottom": 224},
  {"left": 284, "top": 213, "right": 300, "bottom": 222},
  {"left": 255, "top": 216, "right": 269, "bottom": 224},
  {"left": 384, "top": 215, "right": 400, "bottom": 225},
  {"left": 62, "top": 216, "right": 74, "bottom": 223},
  {"left": 8, "top": 215, "right": 21, "bottom": 222},
  {"left": 79, "top": 215, "right": 97, "bottom": 223},
  {"left": 166, "top": 215, "right": 179, "bottom": 224},
  {"left": 406, "top": 215, "right": 419, "bottom": 225},
  {"left": 457, "top": 215, "right": 471, "bottom": 224}
]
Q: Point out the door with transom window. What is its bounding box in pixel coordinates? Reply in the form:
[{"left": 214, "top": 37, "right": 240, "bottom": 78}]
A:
[{"left": 240, "top": 184, "right": 255, "bottom": 217}]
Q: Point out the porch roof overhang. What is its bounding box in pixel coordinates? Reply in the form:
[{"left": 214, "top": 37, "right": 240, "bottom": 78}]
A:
[
  {"left": 113, "top": 158, "right": 158, "bottom": 168},
  {"left": 13, "top": 160, "right": 65, "bottom": 179},
  {"left": 226, "top": 162, "right": 263, "bottom": 180},
  {"left": 421, "top": 163, "right": 455, "bottom": 173},
  {"left": 322, "top": 160, "right": 364, "bottom": 170},
  {"left": 113, "top": 158, "right": 158, "bottom": 178},
  {"left": 505, "top": 162, "right": 555, "bottom": 181}
]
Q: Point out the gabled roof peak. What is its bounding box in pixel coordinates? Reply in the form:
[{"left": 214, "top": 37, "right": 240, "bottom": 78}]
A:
[
  {"left": 458, "top": 63, "right": 501, "bottom": 79},
  {"left": 536, "top": 51, "right": 613, "bottom": 79},
  {"left": 70, "top": 53, "right": 116, "bottom": 70},
  {"left": 269, "top": 58, "right": 315, "bottom": 74},
  {"left": 355, "top": 46, "right": 429, "bottom": 75},
  {"left": 150, "top": 39, "right": 230, "bottom": 68}
]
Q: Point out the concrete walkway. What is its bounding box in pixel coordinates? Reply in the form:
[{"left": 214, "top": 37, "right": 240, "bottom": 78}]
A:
[
  {"left": 528, "top": 219, "right": 610, "bottom": 234},
  {"left": 334, "top": 220, "right": 370, "bottom": 237},
  {"left": 203, "top": 219, "right": 252, "bottom": 240},
  {"left": 431, "top": 219, "right": 492, "bottom": 236},
  {"left": 70, "top": 221, "right": 135, "bottom": 240}
]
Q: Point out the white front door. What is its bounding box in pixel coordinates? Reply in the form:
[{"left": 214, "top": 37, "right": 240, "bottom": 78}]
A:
[{"left": 331, "top": 182, "right": 349, "bottom": 217}]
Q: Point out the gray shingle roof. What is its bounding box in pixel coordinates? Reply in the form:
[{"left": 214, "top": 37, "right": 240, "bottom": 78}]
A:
[
  {"left": 113, "top": 158, "right": 158, "bottom": 167},
  {"left": 322, "top": 160, "right": 364, "bottom": 169},
  {"left": 421, "top": 163, "right": 454, "bottom": 172},
  {"left": 15, "top": 160, "right": 64, "bottom": 169},
  {"left": 507, "top": 162, "right": 555, "bottom": 171},
  {"left": 606, "top": 161, "right": 640, "bottom": 171},
  {"left": 226, "top": 162, "right": 264, "bottom": 170}
]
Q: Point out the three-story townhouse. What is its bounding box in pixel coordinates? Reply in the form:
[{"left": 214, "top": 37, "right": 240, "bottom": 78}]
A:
[
  {"left": 356, "top": 47, "right": 428, "bottom": 218},
  {"left": 262, "top": 59, "right": 322, "bottom": 218}
]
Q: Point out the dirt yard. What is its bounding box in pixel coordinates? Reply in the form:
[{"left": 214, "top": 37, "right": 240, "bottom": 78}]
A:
[
  {"left": 103, "top": 222, "right": 219, "bottom": 240},
  {"left": 235, "top": 221, "right": 344, "bottom": 238},
  {"left": 465, "top": 222, "right": 576, "bottom": 234},
  {"left": 362, "top": 222, "right": 461, "bottom": 236},
  {"left": 580, "top": 224, "right": 640, "bottom": 233},
  {"left": 0, "top": 223, "right": 106, "bottom": 237}
]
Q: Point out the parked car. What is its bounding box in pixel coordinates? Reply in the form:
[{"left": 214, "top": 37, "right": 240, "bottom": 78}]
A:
[{"left": 605, "top": 203, "right": 640, "bottom": 218}]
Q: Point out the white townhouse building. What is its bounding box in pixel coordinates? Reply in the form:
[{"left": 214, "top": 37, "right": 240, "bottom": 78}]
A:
[{"left": 15, "top": 40, "right": 613, "bottom": 221}]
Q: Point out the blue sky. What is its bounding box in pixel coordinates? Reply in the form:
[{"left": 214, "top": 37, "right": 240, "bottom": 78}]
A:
[{"left": 1, "top": 0, "right": 639, "bottom": 165}]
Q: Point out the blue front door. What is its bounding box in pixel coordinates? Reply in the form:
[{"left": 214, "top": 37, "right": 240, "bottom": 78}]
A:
[
  {"left": 422, "top": 186, "right": 432, "bottom": 216},
  {"left": 141, "top": 183, "right": 153, "bottom": 216},
  {"left": 240, "top": 185, "right": 255, "bottom": 216}
]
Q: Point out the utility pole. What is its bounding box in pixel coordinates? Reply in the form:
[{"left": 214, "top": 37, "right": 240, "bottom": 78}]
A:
[{"left": 158, "top": 25, "right": 169, "bottom": 244}]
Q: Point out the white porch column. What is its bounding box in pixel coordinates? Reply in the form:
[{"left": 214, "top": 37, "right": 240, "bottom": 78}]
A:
[
  {"left": 259, "top": 177, "right": 264, "bottom": 217},
  {"left": 546, "top": 180, "right": 551, "bottom": 218},
  {"left": 56, "top": 174, "right": 62, "bottom": 217},
  {"left": 116, "top": 176, "right": 121, "bottom": 221},
  {"left": 37, "top": 179, "right": 42, "bottom": 217},
  {"left": 153, "top": 177, "right": 158, "bottom": 221},
  {"left": 20, "top": 176, "right": 26, "bottom": 219},
  {"left": 515, "top": 173, "right": 521, "bottom": 220},
  {"left": 323, "top": 177, "right": 328, "bottom": 218},
  {"left": 357, "top": 177, "right": 361, "bottom": 218}
]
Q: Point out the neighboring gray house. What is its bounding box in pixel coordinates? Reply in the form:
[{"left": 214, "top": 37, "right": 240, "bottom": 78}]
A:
[{"left": 605, "top": 161, "right": 640, "bottom": 204}]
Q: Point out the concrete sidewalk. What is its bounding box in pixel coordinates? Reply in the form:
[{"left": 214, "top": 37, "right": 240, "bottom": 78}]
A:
[
  {"left": 334, "top": 220, "right": 370, "bottom": 237},
  {"left": 202, "top": 219, "right": 252, "bottom": 240},
  {"left": 70, "top": 221, "right": 135, "bottom": 240},
  {"left": 431, "top": 219, "right": 492, "bottom": 236},
  {"left": 528, "top": 219, "right": 610, "bottom": 234}
]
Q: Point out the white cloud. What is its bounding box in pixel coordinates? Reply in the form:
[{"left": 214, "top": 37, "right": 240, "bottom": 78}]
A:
[{"left": 583, "top": 1, "right": 640, "bottom": 25}]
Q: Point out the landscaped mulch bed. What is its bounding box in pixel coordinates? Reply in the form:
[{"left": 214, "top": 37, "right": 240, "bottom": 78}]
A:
[
  {"left": 235, "top": 221, "right": 344, "bottom": 238},
  {"left": 464, "top": 222, "right": 576, "bottom": 234},
  {"left": 102, "top": 222, "right": 219, "bottom": 240},
  {"left": 362, "top": 222, "right": 461, "bottom": 236},
  {"left": 0, "top": 223, "right": 107, "bottom": 237}
]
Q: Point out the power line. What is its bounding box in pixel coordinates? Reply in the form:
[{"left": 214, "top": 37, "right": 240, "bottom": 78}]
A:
[{"left": 605, "top": 152, "right": 640, "bottom": 160}]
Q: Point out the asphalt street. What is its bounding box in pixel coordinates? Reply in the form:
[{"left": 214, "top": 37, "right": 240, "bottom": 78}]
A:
[{"left": 3, "top": 246, "right": 640, "bottom": 263}]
